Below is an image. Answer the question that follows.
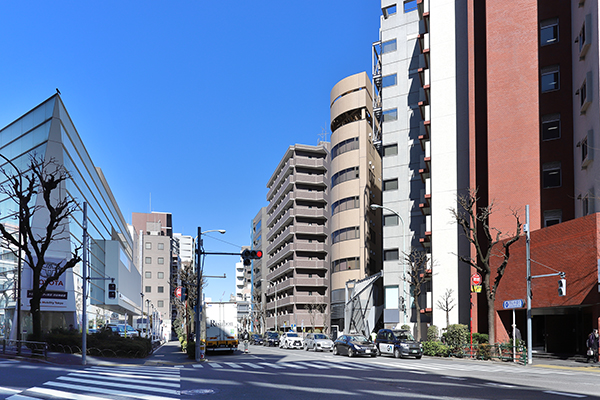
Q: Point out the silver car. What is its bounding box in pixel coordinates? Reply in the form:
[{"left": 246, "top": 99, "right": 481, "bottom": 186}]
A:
[{"left": 304, "top": 333, "right": 333, "bottom": 352}]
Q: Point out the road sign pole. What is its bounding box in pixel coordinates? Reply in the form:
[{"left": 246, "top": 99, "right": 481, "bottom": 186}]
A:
[{"left": 526, "top": 205, "right": 532, "bottom": 365}]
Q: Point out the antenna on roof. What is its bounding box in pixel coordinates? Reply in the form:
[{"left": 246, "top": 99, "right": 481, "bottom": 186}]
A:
[{"left": 318, "top": 128, "right": 327, "bottom": 144}]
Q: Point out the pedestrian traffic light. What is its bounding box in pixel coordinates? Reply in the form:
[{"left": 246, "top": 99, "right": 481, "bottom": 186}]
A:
[
  {"left": 108, "top": 282, "right": 116, "bottom": 299},
  {"left": 558, "top": 278, "right": 567, "bottom": 297},
  {"left": 242, "top": 249, "right": 263, "bottom": 266}
]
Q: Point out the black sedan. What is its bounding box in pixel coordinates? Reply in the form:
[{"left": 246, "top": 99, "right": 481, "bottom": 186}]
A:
[
  {"left": 333, "top": 334, "right": 377, "bottom": 357},
  {"left": 263, "top": 331, "right": 280, "bottom": 347},
  {"left": 250, "top": 334, "right": 264, "bottom": 345}
]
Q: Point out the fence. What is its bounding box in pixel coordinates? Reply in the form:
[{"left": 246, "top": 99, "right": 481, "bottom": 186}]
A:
[
  {"left": 449, "top": 343, "right": 527, "bottom": 365},
  {"left": 1, "top": 339, "right": 48, "bottom": 361}
]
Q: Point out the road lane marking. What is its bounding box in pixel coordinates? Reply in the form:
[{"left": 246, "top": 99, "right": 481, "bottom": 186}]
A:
[{"left": 543, "top": 391, "right": 587, "bottom": 398}]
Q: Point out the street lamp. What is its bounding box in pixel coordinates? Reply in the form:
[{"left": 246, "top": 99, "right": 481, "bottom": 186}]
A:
[
  {"left": 0, "top": 154, "right": 23, "bottom": 350},
  {"left": 371, "top": 204, "right": 407, "bottom": 324},
  {"left": 195, "top": 227, "right": 226, "bottom": 362},
  {"left": 145, "top": 299, "right": 151, "bottom": 339}
]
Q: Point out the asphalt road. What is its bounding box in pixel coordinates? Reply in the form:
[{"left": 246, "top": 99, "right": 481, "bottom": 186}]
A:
[{"left": 1, "top": 342, "right": 599, "bottom": 399}]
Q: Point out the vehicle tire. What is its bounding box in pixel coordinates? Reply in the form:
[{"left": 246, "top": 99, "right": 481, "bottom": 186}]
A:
[
  {"left": 416, "top": 355, "right": 422, "bottom": 360},
  {"left": 394, "top": 348, "right": 401, "bottom": 359},
  {"left": 371, "top": 353, "right": 377, "bottom": 358},
  {"left": 333, "top": 346, "right": 338, "bottom": 356},
  {"left": 348, "top": 348, "right": 354, "bottom": 358}
]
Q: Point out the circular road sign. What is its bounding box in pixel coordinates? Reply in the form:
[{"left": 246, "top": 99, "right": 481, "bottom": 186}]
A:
[{"left": 471, "top": 273, "right": 482, "bottom": 285}]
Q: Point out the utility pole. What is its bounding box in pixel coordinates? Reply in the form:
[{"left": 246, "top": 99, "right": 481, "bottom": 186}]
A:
[{"left": 82, "top": 202, "right": 88, "bottom": 365}]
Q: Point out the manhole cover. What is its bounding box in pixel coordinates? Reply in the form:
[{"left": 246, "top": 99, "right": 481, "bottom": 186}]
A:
[{"left": 181, "top": 389, "right": 218, "bottom": 395}]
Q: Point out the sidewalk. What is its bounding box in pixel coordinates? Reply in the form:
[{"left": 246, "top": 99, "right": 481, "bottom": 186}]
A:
[{"left": 0, "top": 340, "right": 191, "bottom": 367}]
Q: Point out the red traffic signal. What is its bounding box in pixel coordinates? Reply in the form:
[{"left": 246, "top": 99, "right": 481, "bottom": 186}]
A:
[{"left": 242, "top": 249, "right": 263, "bottom": 265}]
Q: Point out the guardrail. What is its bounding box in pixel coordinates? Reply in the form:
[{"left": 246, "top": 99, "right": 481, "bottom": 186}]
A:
[
  {"left": 449, "top": 343, "right": 527, "bottom": 365},
  {"left": 2, "top": 339, "right": 48, "bottom": 361}
]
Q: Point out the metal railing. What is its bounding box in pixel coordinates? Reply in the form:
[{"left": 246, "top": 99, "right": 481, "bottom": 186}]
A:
[
  {"left": 2, "top": 339, "right": 48, "bottom": 360},
  {"left": 449, "top": 343, "right": 527, "bottom": 365}
]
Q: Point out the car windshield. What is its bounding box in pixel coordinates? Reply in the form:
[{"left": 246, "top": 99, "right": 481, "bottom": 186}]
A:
[
  {"left": 267, "top": 332, "right": 278, "bottom": 338},
  {"left": 349, "top": 335, "right": 368, "bottom": 342},
  {"left": 314, "top": 334, "right": 328, "bottom": 340},
  {"left": 287, "top": 333, "right": 299, "bottom": 337},
  {"left": 393, "top": 331, "right": 415, "bottom": 341}
]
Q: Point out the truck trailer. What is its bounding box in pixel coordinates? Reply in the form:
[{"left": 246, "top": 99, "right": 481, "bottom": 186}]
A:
[{"left": 205, "top": 302, "right": 238, "bottom": 352}]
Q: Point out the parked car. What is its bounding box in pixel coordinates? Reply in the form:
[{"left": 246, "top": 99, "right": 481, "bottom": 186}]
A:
[
  {"left": 105, "top": 324, "right": 139, "bottom": 338},
  {"left": 250, "top": 334, "right": 264, "bottom": 345},
  {"left": 279, "top": 332, "right": 304, "bottom": 349},
  {"left": 333, "top": 334, "right": 377, "bottom": 357},
  {"left": 263, "top": 331, "right": 280, "bottom": 347},
  {"left": 304, "top": 333, "right": 334, "bottom": 352},
  {"left": 374, "top": 328, "right": 422, "bottom": 359}
]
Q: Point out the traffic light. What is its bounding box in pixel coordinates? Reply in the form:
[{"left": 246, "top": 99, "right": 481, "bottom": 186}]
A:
[
  {"left": 108, "top": 282, "right": 116, "bottom": 299},
  {"left": 558, "top": 278, "right": 567, "bottom": 297},
  {"left": 242, "top": 249, "right": 263, "bottom": 266}
]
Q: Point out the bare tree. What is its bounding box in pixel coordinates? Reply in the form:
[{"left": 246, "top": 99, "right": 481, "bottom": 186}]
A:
[
  {"left": 315, "top": 302, "right": 328, "bottom": 335},
  {"left": 0, "top": 156, "right": 81, "bottom": 340},
  {"left": 171, "top": 261, "right": 198, "bottom": 340},
  {"left": 403, "top": 248, "right": 431, "bottom": 341},
  {"left": 437, "top": 288, "right": 456, "bottom": 330},
  {"left": 251, "top": 290, "right": 266, "bottom": 334},
  {"left": 450, "top": 188, "right": 522, "bottom": 345}
]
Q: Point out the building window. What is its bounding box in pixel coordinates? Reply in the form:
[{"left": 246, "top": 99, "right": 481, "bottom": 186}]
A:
[
  {"left": 158, "top": 243, "right": 165, "bottom": 250},
  {"left": 404, "top": 0, "right": 417, "bottom": 13},
  {"left": 332, "top": 257, "right": 360, "bottom": 272},
  {"left": 383, "top": 4, "right": 396, "bottom": 18},
  {"left": 158, "top": 286, "right": 164, "bottom": 293},
  {"left": 383, "top": 214, "right": 399, "bottom": 226},
  {"left": 332, "top": 196, "right": 360, "bottom": 216},
  {"left": 157, "top": 300, "right": 164, "bottom": 308},
  {"left": 579, "top": 72, "right": 593, "bottom": 113},
  {"left": 145, "top": 271, "right": 151, "bottom": 279},
  {"left": 331, "top": 137, "right": 359, "bottom": 160},
  {"left": 541, "top": 66, "right": 559, "bottom": 92},
  {"left": 384, "top": 249, "right": 399, "bottom": 261},
  {"left": 542, "top": 162, "right": 561, "bottom": 188},
  {"left": 158, "top": 272, "right": 164, "bottom": 279},
  {"left": 577, "top": 14, "right": 591, "bottom": 58},
  {"left": 581, "top": 136, "right": 589, "bottom": 164},
  {"left": 540, "top": 18, "right": 558, "bottom": 46},
  {"left": 382, "top": 108, "right": 398, "bottom": 122},
  {"left": 145, "top": 257, "right": 151, "bottom": 264},
  {"left": 332, "top": 227, "right": 360, "bottom": 244},
  {"left": 145, "top": 286, "right": 151, "bottom": 293},
  {"left": 382, "top": 39, "right": 397, "bottom": 54},
  {"left": 383, "top": 144, "right": 398, "bottom": 157},
  {"left": 331, "top": 167, "right": 359, "bottom": 188},
  {"left": 145, "top": 242, "right": 152, "bottom": 250},
  {"left": 544, "top": 209, "right": 562, "bottom": 227},
  {"left": 383, "top": 179, "right": 398, "bottom": 191},
  {"left": 541, "top": 114, "right": 560, "bottom": 141},
  {"left": 157, "top": 257, "right": 165, "bottom": 265},
  {"left": 382, "top": 74, "right": 397, "bottom": 88}
]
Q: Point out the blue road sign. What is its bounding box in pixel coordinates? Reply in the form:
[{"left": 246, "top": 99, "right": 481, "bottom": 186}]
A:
[{"left": 503, "top": 299, "right": 524, "bottom": 309}]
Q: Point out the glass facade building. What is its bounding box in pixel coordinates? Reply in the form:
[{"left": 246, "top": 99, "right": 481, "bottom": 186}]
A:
[{"left": 0, "top": 94, "right": 141, "bottom": 339}]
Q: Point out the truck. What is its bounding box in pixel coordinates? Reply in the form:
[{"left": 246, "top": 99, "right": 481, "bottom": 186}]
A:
[{"left": 204, "top": 302, "right": 238, "bottom": 352}]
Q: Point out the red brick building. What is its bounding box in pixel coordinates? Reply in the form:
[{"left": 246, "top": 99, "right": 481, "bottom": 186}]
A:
[{"left": 493, "top": 214, "right": 600, "bottom": 354}]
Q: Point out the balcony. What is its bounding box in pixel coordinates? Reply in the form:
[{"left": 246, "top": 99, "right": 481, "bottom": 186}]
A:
[
  {"left": 267, "top": 207, "right": 294, "bottom": 232},
  {"left": 295, "top": 224, "right": 327, "bottom": 236},
  {"left": 267, "top": 189, "right": 294, "bottom": 216},
  {"left": 296, "top": 173, "right": 327, "bottom": 186},
  {"left": 295, "top": 189, "right": 327, "bottom": 203},
  {"left": 418, "top": 124, "right": 429, "bottom": 150},
  {"left": 266, "top": 260, "right": 327, "bottom": 282},
  {"left": 267, "top": 172, "right": 293, "bottom": 202},
  {"left": 267, "top": 225, "right": 294, "bottom": 253},
  {"left": 295, "top": 157, "right": 327, "bottom": 170},
  {"left": 295, "top": 207, "right": 327, "bottom": 219}
]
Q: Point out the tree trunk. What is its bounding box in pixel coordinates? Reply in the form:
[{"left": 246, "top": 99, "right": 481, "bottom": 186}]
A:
[
  {"left": 415, "top": 297, "right": 422, "bottom": 341},
  {"left": 487, "top": 294, "right": 496, "bottom": 345}
]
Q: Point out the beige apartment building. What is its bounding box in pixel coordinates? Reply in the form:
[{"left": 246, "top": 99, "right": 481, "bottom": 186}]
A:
[
  {"left": 265, "top": 143, "right": 330, "bottom": 332},
  {"left": 132, "top": 212, "right": 177, "bottom": 340},
  {"left": 329, "top": 72, "right": 383, "bottom": 331}
]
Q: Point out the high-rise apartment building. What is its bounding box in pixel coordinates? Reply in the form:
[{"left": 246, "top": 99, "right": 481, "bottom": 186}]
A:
[
  {"left": 265, "top": 143, "right": 330, "bottom": 332},
  {"left": 375, "top": 0, "right": 600, "bottom": 347},
  {"left": 329, "top": 72, "right": 383, "bottom": 331},
  {"left": 132, "top": 212, "right": 176, "bottom": 340}
]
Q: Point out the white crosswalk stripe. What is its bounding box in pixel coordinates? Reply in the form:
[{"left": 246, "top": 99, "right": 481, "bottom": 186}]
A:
[
  {"left": 240, "top": 362, "right": 264, "bottom": 369},
  {"left": 259, "top": 362, "right": 285, "bottom": 369},
  {"left": 6, "top": 365, "right": 180, "bottom": 400},
  {"left": 224, "top": 362, "right": 244, "bottom": 368}
]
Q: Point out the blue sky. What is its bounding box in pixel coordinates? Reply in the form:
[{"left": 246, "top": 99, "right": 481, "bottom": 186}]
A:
[{"left": 0, "top": 1, "right": 381, "bottom": 301}]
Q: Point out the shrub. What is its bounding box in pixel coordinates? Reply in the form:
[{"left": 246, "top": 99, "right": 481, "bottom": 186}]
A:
[
  {"left": 400, "top": 324, "right": 411, "bottom": 331},
  {"left": 427, "top": 325, "right": 439, "bottom": 342},
  {"left": 422, "top": 341, "right": 449, "bottom": 357},
  {"left": 187, "top": 339, "right": 195, "bottom": 359},
  {"left": 472, "top": 332, "right": 489, "bottom": 344},
  {"left": 476, "top": 343, "right": 491, "bottom": 360},
  {"left": 443, "top": 324, "right": 469, "bottom": 357}
]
